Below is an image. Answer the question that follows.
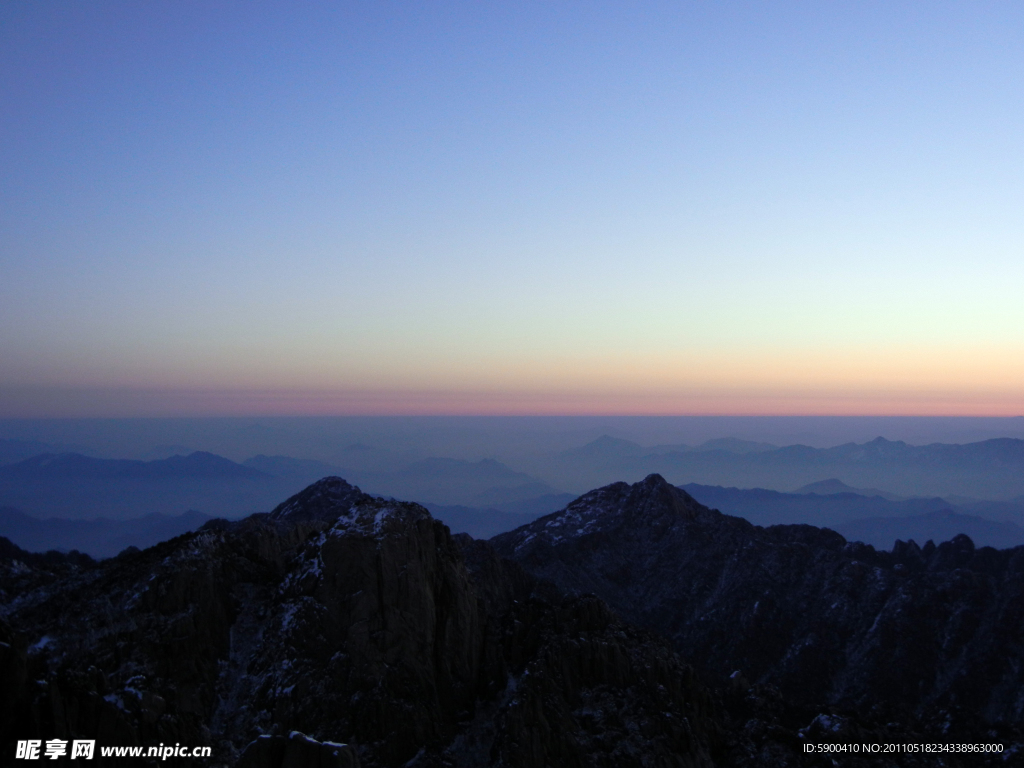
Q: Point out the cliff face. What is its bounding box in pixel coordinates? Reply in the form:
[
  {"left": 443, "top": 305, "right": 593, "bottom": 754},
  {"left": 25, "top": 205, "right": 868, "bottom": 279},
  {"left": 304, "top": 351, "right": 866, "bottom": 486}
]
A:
[
  {"left": 0, "top": 477, "right": 717, "bottom": 768},
  {"left": 491, "top": 474, "right": 1024, "bottom": 742}
]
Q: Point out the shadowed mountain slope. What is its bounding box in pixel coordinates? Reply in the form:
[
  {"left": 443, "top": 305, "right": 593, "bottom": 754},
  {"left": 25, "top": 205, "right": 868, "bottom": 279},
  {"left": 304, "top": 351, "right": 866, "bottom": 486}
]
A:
[
  {"left": 4, "top": 473, "right": 1022, "bottom": 765},
  {"left": 0, "top": 477, "right": 719, "bottom": 768},
  {"left": 492, "top": 474, "right": 1024, "bottom": 744}
]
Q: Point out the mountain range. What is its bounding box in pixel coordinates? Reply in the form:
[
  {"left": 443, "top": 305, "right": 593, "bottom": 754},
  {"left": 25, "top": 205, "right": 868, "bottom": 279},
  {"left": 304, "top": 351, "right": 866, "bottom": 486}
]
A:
[
  {"left": 680, "top": 483, "right": 1024, "bottom": 549},
  {"left": 492, "top": 475, "right": 1024, "bottom": 755},
  {"left": 539, "top": 435, "right": 1024, "bottom": 499},
  {"left": 0, "top": 477, "right": 722, "bottom": 767},
  {"left": 0, "top": 450, "right": 566, "bottom": 520},
  {"left": 3, "top": 474, "right": 1020, "bottom": 766},
  {"left": 5, "top": 438, "right": 1024, "bottom": 558}
]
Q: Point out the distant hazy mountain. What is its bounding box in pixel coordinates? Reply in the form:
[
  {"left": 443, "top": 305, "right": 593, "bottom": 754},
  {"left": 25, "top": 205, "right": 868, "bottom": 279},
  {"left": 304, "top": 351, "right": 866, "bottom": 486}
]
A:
[
  {"left": 680, "top": 483, "right": 952, "bottom": 528},
  {"left": 4, "top": 451, "right": 267, "bottom": 480},
  {"left": 562, "top": 435, "right": 650, "bottom": 460},
  {"left": 425, "top": 492, "right": 577, "bottom": 539},
  {"left": 681, "top": 482, "right": 1024, "bottom": 549},
  {"left": 686, "top": 437, "right": 778, "bottom": 454},
  {"left": 140, "top": 444, "right": 196, "bottom": 460},
  {"left": 424, "top": 505, "right": 538, "bottom": 540},
  {"left": 0, "top": 438, "right": 59, "bottom": 466},
  {"left": 953, "top": 496, "right": 1024, "bottom": 526},
  {"left": 793, "top": 478, "right": 903, "bottom": 500},
  {"left": 547, "top": 435, "right": 1024, "bottom": 499},
  {"left": 488, "top": 492, "right": 578, "bottom": 517},
  {"left": 328, "top": 442, "right": 417, "bottom": 474},
  {"left": 0, "top": 448, "right": 567, "bottom": 530},
  {"left": 242, "top": 454, "right": 349, "bottom": 484},
  {"left": 561, "top": 435, "right": 776, "bottom": 462},
  {"left": 243, "top": 454, "right": 567, "bottom": 509},
  {"left": 0, "top": 451, "right": 293, "bottom": 519},
  {"left": 359, "top": 457, "right": 564, "bottom": 507},
  {"left": 0, "top": 506, "right": 211, "bottom": 558}
]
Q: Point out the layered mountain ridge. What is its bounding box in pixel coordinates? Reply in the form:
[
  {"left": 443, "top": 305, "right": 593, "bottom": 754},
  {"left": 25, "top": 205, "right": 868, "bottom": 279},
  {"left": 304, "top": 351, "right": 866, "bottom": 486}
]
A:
[
  {"left": 544, "top": 435, "right": 1024, "bottom": 499},
  {"left": 0, "top": 451, "right": 566, "bottom": 522},
  {"left": 679, "top": 483, "right": 1024, "bottom": 549}
]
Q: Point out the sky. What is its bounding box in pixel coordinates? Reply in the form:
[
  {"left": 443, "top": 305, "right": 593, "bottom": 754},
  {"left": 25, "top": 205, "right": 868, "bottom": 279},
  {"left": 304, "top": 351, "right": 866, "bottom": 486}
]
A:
[{"left": 2, "top": 1, "right": 1023, "bottom": 418}]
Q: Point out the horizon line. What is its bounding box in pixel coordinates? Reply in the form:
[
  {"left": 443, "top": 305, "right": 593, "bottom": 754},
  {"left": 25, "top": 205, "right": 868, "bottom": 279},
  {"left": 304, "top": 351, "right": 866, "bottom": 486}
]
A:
[{"left": 3, "top": 413, "right": 1024, "bottom": 421}]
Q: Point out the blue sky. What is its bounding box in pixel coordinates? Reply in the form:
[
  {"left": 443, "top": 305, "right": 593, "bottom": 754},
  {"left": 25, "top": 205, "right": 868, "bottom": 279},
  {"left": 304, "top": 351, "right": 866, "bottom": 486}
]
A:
[{"left": 2, "top": 2, "right": 1023, "bottom": 416}]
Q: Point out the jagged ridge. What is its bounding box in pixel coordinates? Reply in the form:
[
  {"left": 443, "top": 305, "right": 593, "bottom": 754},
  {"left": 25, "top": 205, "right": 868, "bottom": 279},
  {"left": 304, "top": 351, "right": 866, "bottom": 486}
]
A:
[
  {"left": 493, "top": 474, "right": 1024, "bottom": 751},
  {"left": 0, "top": 477, "right": 718, "bottom": 768}
]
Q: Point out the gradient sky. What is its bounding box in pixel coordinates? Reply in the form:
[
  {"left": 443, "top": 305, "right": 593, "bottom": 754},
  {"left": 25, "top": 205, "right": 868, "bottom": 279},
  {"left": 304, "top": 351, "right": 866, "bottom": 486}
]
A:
[{"left": 2, "top": 2, "right": 1023, "bottom": 417}]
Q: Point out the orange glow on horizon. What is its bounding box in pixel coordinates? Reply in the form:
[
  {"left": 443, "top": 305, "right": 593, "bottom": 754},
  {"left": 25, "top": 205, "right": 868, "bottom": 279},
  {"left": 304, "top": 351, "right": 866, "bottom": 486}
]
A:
[
  {"left": 3, "top": 344, "right": 1022, "bottom": 418},
  {"left": 1, "top": 383, "right": 1021, "bottom": 419}
]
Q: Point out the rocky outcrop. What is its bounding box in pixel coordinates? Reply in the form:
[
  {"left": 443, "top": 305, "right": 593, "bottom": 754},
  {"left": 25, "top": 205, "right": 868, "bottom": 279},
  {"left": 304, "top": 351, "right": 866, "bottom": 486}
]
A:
[
  {"left": 492, "top": 474, "right": 1024, "bottom": 758},
  {"left": 0, "top": 477, "right": 718, "bottom": 767}
]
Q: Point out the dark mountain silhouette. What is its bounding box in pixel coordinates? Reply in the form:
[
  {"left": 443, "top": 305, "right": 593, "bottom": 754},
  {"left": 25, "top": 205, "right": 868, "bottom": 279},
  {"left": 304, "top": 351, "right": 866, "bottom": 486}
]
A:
[
  {"left": 4, "top": 474, "right": 1021, "bottom": 764},
  {"left": 0, "top": 478, "right": 720, "bottom": 767},
  {"left": 492, "top": 474, "right": 1024, "bottom": 755}
]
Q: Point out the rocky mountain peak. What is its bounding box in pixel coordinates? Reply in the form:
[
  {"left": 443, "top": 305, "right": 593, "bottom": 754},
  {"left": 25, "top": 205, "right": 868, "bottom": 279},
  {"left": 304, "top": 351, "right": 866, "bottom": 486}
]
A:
[
  {"left": 626, "top": 472, "right": 702, "bottom": 519},
  {"left": 267, "top": 475, "right": 434, "bottom": 540},
  {"left": 268, "top": 476, "right": 370, "bottom": 523},
  {"left": 495, "top": 474, "right": 1024, "bottom": 753},
  {"left": 492, "top": 473, "right": 702, "bottom": 557}
]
